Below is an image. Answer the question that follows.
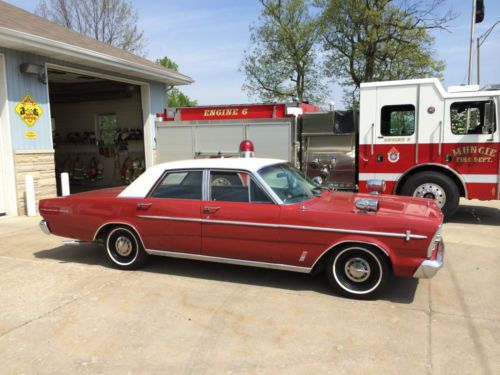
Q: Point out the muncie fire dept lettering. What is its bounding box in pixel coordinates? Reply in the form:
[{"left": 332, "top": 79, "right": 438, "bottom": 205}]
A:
[{"left": 451, "top": 146, "right": 497, "bottom": 163}]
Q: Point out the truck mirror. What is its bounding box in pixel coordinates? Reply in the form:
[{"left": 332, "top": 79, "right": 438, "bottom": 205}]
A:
[
  {"left": 312, "top": 176, "right": 323, "bottom": 186},
  {"left": 330, "top": 156, "right": 337, "bottom": 169}
]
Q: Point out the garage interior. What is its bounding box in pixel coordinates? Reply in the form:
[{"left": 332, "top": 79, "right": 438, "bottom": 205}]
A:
[{"left": 48, "top": 68, "right": 145, "bottom": 195}]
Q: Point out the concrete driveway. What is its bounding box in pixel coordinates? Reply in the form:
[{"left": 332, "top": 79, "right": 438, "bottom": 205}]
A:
[{"left": 0, "top": 199, "right": 499, "bottom": 374}]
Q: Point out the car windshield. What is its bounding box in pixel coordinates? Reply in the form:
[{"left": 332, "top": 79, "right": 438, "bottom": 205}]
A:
[{"left": 257, "top": 163, "right": 322, "bottom": 204}]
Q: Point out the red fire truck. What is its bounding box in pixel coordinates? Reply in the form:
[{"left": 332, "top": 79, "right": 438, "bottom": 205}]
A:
[{"left": 155, "top": 78, "right": 500, "bottom": 218}]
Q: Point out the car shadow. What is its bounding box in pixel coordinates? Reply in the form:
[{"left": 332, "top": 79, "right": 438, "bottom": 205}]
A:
[
  {"left": 34, "top": 244, "right": 418, "bottom": 304},
  {"left": 447, "top": 204, "right": 500, "bottom": 226}
]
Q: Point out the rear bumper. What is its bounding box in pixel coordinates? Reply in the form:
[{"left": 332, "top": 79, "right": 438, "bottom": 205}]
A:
[
  {"left": 39, "top": 220, "right": 51, "bottom": 235},
  {"left": 413, "top": 241, "right": 444, "bottom": 279}
]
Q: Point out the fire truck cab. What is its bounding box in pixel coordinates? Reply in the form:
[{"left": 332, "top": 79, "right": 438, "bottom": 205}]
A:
[
  {"left": 155, "top": 78, "right": 500, "bottom": 218},
  {"left": 358, "top": 78, "right": 499, "bottom": 217}
]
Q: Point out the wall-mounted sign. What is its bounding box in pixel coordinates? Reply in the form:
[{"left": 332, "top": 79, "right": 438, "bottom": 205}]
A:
[
  {"left": 15, "top": 93, "right": 43, "bottom": 127},
  {"left": 25, "top": 131, "right": 37, "bottom": 139}
]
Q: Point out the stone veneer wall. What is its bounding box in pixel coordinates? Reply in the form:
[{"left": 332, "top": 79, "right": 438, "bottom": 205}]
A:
[{"left": 14, "top": 150, "right": 57, "bottom": 215}]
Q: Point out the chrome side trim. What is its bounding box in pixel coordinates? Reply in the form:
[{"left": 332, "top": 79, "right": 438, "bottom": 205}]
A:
[
  {"left": 310, "top": 240, "right": 390, "bottom": 270},
  {"left": 203, "top": 218, "right": 280, "bottom": 229},
  {"left": 40, "top": 208, "right": 69, "bottom": 214},
  {"left": 136, "top": 215, "right": 427, "bottom": 240},
  {"left": 136, "top": 215, "right": 202, "bottom": 223},
  {"left": 393, "top": 163, "right": 469, "bottom": 198},
  {"left": 280, "top": 223, "right": 427, "bottom": 239},
  {"left": 145, "top": 249, "right": 311, "bottom": 273},
  {"left": 39, "top": 220, "right": 51, "bottom": 235}
]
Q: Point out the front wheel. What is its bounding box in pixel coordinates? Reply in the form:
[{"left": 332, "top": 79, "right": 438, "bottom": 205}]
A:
[
  {"left": 400, "top": 171, "right": 460, "bottom": 219},
  {"left": 105, "top": 226, "right": 148, "bottom": 269},
  {"left": 326, "top": 245, "right": 389, "bottom": 299}
]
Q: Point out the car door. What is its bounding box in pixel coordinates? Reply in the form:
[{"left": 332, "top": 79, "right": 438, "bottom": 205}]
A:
[
  {"left": 135, "top": 169, "right": 203, "bottom": 254},
  {"left": 201, "top": 169, "right": 281, "bottom": 263}
]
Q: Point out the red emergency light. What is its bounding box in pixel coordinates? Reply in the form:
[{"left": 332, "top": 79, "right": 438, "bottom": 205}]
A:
[{"left": 239, "top": 140, "right": 255, "bottom": 158}]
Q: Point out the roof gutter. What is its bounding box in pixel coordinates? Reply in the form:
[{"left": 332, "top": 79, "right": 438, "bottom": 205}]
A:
[{"left": 0, "top": 26, "right": 193, "bottom": 85}]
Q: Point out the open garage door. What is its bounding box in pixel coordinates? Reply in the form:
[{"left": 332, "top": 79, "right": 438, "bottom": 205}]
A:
[{"left": 48, "top": 68, "right": 146, "bottom": 195}]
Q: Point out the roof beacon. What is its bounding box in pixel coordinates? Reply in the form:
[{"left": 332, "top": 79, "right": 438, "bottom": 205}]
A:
[{"left": 239, "top": 140, "right": 255, "bottom": 158}]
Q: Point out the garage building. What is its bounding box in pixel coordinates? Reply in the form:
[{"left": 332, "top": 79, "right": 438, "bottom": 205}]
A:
[{"left": 0, "top": 1, "right": 192, "bottom": 216}]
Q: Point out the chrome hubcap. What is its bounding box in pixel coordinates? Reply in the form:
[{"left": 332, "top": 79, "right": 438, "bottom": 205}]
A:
[
  {"left": 413, "top": 183, "right": 446, "bottom": 208},
  {"left": 115, "top": 236, "right": 133, "bottom": 257},
  {"left": 344, "top": 257, "right": 371, "bottom": 282}
]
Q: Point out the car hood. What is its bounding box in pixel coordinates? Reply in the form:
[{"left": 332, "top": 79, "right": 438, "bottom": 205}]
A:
[{"left": 304, "top": 191, "right": 443, "bottom": 220}]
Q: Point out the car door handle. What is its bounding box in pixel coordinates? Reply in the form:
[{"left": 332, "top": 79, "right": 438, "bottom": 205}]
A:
[
  {"left": 203, "top": 206, "right": 220, "bottom": 214},
  {"left": 137, "top": 202, "right": 152, "bottom": 210}
]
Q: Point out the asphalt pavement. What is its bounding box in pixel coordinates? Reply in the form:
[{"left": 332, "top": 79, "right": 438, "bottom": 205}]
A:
[{"left": 0, "top": 199, "right": 499, "bottom": 374}]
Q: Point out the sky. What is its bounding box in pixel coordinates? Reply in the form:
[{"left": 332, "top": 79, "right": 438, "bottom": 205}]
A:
[{"left": 10, "top": 0, "right": 500, "bottom": 109}]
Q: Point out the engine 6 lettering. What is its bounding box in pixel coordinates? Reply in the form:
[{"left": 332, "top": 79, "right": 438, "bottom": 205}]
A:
[
  {"left": 451, "top": 146, "right": 497, "bottom": 163},
  {"left": 203, "top": 108, "right": 248, "bottom": 117}
]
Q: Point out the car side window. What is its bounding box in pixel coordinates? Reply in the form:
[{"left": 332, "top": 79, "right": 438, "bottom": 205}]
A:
[
  {"left": 150, "top": 170, "right": 202, "bottom": 200},
  {"left": 450, "top": 100, "right": 496, "bottom": 135},
  {"left": 210, "top": 171, "right": 273, "bottom": 203},
  {"left": 380, "top": 104, "right": 415, "bottom": 136}
]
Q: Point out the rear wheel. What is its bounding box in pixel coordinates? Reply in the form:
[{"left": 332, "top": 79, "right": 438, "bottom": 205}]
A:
[
  {"left": 326, "top": 245, "right": 389, "bottom": 300},
  {"left": 105, "top": 226, "right": 148, "bottom": 269},
  {"left": 400, "top": 171, "right": 460, "bottom": 218}
]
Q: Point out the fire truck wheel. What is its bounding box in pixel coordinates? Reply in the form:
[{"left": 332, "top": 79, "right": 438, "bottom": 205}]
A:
[
  {"left": 326, "top": 245, "right": 389, "bottom": 300},
  {"left": 400, "top": 171, "right": 460, "bottom": 218}
]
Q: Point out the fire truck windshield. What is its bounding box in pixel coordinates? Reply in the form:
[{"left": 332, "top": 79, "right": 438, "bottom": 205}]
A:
[{"left": 258, "top": 163, "right": 322, "bottom": 204}]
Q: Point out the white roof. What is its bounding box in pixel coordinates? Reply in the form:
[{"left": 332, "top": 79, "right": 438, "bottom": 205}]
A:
[
  {"left": 360, "top": 78, "right": 500, "bottom": 98},
  {"left": 119, "top": 157, "right": 285, "bottom": 198}
]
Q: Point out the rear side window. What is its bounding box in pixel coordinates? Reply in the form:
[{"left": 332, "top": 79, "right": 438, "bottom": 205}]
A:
[
  {"left": 210, "top": 170, "right": 273, "bottom": 203},
  {"left": 381, "top": 105, "right": 415, "bottom": 136},
  {"left": 450, "top": 100, "right": 496, "bottom": 135},
  {"left": 151, "top": 171, "right": 202, "bottom": 200}
]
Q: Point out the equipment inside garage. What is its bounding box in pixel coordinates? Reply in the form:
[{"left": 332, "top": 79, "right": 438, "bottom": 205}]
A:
[{"left": 48, "top": 69, "right": 145, "bottom": 195}]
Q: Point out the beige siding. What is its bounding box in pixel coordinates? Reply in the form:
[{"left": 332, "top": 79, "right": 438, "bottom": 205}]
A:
[{"left": 14, "top": 150, "right": 56, "bottom": 214}]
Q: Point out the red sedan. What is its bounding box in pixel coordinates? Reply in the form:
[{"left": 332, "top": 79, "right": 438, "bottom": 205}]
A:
[{"left": 39, "top": 157, "right": 444, "bottom": 299}]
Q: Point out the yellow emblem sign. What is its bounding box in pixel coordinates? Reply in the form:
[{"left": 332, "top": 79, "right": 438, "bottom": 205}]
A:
[{"left": 15, "top": 94, "right": 43, "bottom": 127}]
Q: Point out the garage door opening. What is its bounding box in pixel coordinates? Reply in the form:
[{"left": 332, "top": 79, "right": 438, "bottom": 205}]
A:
[{"left": 48, "top": 68, "right": 145, "bottom": 195}]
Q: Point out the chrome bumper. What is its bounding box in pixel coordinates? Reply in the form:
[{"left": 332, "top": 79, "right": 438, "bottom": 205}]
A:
[
  {"left": 413, "top": 241, "right": 444, "bottom": 279},
  {"left": 39, "top": 220, "right": 51, "bottom": 235}
]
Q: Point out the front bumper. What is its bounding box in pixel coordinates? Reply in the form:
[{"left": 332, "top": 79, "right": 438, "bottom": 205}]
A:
[
  {"left": 413, "top": 241, "right": 444, "bottom": 278},
  {"left": 39, "top": 220, "right": 51, "bottom": 235}
]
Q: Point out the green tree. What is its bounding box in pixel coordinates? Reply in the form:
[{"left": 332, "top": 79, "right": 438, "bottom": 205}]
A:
[
  {"left": 241, "top": 0, "right": 328, "bottom": 104},
  {"left": 36, "top": 0, "right": 147, "bottom": 55},
  {"left": 156, "top": 57, "right": 197, "bottom": 107},
  {"left": 316, "top": 0, "right": 454, "bottom": 107}
]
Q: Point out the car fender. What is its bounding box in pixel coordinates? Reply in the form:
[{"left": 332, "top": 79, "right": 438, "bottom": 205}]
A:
[{"left": 311, "top": 234, "right": 394, "bottom": 271}]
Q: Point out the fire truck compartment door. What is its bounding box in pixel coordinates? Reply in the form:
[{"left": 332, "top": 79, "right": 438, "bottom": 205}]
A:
[
  {"left": 156, "top": 126, "right": 195, "bottom": 162},
  {"left": 196, "top": 125, "right": 245, "bottom": 157},
  {"left": 246, "top": 123, "right": 291, "bottom": 160},
  {"left": 155, "top": 120, "right": 293, "bottom": 163}
]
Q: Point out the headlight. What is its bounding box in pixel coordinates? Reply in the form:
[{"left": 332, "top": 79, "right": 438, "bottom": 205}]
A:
[{"left": 427, "top": 225, "right": 442, "bottom": 258}]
